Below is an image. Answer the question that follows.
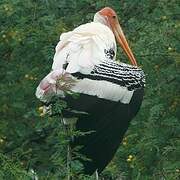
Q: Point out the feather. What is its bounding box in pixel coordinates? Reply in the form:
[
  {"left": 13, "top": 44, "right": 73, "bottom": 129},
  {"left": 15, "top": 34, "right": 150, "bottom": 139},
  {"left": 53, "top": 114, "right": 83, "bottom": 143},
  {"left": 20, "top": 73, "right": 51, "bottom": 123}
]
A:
[{"left": 51, "top": 22, "right": 116, "bottom": 74}]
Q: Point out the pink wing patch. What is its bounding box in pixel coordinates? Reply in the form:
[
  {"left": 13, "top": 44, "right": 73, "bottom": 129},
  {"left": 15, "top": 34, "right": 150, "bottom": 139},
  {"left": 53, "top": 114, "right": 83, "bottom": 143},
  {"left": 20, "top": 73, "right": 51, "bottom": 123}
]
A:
[
  {"left": 36, "top": 69, "right": 75, "bottom": 102},
  {"left": 36, "top": 70, "right": 65, "bottom": 102}
]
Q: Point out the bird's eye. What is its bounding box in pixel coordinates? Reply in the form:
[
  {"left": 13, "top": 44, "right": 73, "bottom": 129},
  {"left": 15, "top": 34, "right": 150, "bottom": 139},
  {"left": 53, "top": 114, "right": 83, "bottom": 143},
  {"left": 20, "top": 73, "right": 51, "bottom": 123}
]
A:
[{"left": 112, "top": 15, "right": 116, "bottom": 19}]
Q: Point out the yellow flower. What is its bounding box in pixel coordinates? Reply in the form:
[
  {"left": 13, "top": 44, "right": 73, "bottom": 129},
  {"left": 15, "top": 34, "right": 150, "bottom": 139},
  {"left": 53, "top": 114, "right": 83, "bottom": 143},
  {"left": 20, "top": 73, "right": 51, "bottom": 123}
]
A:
[
  {"left": 2, "top": 34, "right": 6, "bottom": 39},
  {"left": 123, "top": 137, "right": 127, "bottom": 141},
  {"left": 122, "top": 137, "right": 127, "bottom": 145},
  {"left": 18, "top": 38, "right": 22, "bottom": 42},
  {"left": 0, "top": 138, "right": 4, "bottom": 143},
  {"left": 39, "top": 113, "right": 45, "bottom": 117},
  {"left": 176, "top": 169, "right": 180, "bottom": 173},
  {"left": 38, "top": 106, "right": 46, "bottom": 117},
  {"left": 29, "top": 76, "right": 34, "bottom": 80},
  {"left": 127, "top": 155, "right": 136, "bottom": 162},
  {"left": 25, "top": 74, "right": 29, "bottom": 78},
  {"left": 127, "top": 155, "right": 133, "bottom": 162},
  {"left": 3, "top": 4, "right": 13, "bottom": 13},
  {"left": 127, "top": 158, "right": 131, "bottom": 162},
  {"left": 174, "top": 24, "right": 180, "bottom": 28},
  {"left": 5, "top": 7, "right": 9, "bottom": 11},
  {"left": 123, "top": 141, "right": 127, "bottom": 146},
  {"left": 38, "top": 106, "right": 44, "bottom": 113},
  {"left": 162, "top": 16, "right": 167, "bottom": 20},
  {"left": 127, "top": 155, "right": 136, "bottom": 163},
  {"left": 168, "top": 47, "right": 173, "bottom": 51}
]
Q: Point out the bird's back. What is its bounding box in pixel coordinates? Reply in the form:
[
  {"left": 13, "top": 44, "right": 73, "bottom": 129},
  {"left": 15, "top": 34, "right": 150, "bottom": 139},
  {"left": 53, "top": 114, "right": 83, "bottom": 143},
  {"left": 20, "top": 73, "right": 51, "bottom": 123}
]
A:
[{"left": 52, "top": 22, "right": 116, "bottom": 74}]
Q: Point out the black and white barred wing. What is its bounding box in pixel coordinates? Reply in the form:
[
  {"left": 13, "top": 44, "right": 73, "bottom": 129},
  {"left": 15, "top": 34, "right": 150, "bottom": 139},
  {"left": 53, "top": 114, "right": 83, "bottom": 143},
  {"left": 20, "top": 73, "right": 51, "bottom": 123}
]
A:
[
  {"left": 71, "top": 60, "right": 145, "bottom": 104},
  {"left": 91, "top": 61, "right": 145, "bottom": 91},
  {"left": 36, "top": 60, "right": 145, "bottom": 104}
]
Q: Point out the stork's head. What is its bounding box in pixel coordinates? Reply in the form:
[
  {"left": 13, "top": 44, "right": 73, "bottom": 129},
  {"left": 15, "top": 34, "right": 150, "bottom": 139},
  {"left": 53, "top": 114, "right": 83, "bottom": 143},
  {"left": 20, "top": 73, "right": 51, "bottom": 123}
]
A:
[{"left": 94, "top": 7, "right": 137, "bottom": 66}]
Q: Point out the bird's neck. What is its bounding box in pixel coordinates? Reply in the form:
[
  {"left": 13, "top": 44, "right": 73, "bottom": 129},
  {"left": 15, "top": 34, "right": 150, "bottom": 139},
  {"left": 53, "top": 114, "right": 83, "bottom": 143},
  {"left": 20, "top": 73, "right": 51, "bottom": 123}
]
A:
[{"left": 93, "top": 13, "right": 112, "bottom": 30}]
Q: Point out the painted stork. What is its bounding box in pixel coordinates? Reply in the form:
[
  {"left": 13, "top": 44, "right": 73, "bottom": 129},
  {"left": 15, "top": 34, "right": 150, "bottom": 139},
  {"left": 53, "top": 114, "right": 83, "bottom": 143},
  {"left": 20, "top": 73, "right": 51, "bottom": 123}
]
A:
[{"left": 36, "top": 7, "right": 145, "bottom": 176}]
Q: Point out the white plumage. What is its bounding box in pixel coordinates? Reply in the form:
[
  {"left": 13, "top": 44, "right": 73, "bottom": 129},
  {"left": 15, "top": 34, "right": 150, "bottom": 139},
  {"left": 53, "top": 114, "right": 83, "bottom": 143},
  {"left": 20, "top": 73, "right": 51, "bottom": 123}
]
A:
[
  {"left": 71, "top": 78, "right": 133, "bottom": 103},
  {"left": 52, "top": 22, "right": 116, "bottom": 74}
]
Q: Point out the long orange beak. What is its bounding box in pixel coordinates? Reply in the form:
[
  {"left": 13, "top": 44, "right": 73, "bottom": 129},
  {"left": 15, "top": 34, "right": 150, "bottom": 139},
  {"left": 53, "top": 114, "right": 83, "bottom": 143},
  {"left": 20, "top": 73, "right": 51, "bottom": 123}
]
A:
[{"left": 111, "top": 21, "right": 138, "bottom": 66}]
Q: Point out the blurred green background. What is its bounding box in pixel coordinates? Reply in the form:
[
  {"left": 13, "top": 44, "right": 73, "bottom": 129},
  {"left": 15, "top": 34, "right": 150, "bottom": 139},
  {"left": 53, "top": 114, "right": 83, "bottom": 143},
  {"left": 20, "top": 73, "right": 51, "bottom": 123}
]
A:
[{"left": 0, "top": 0, "right": 179, "bottom": 179}]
